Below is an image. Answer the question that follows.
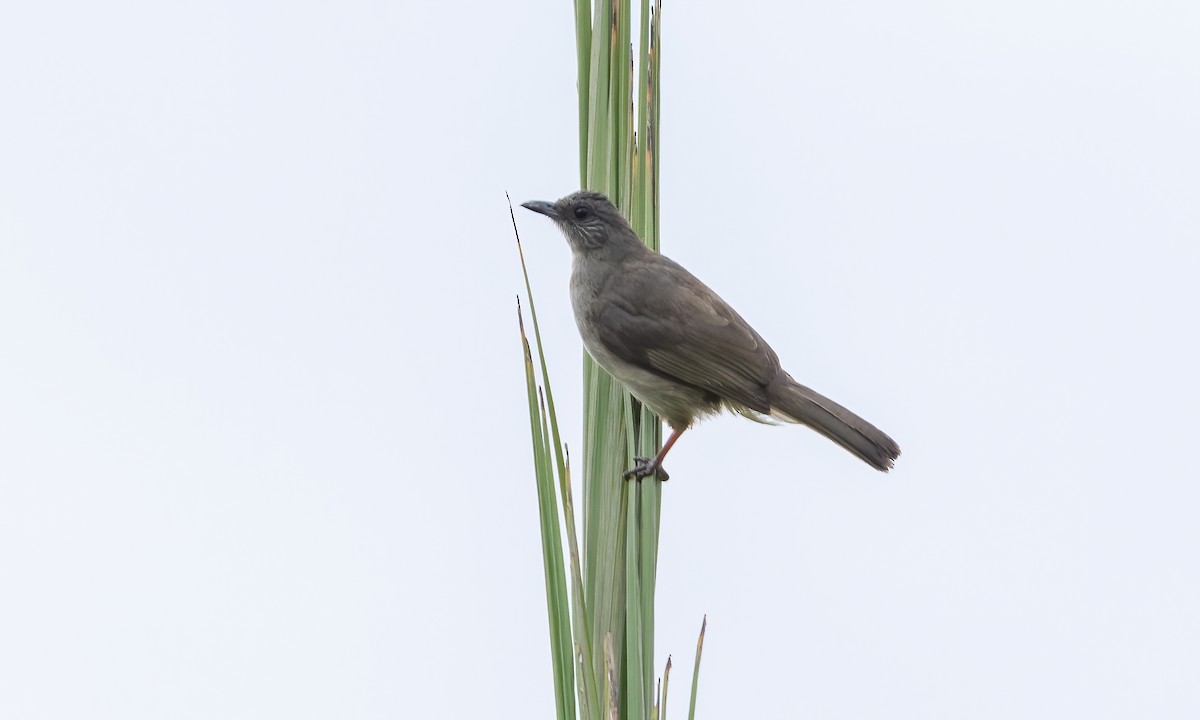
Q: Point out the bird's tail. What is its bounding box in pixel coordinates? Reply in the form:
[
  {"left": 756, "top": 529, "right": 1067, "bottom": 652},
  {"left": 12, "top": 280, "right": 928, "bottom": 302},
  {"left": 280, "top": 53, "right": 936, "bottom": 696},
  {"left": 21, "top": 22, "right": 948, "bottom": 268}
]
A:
[{"left": 769, "top": 377, "right": 900, "bottom": 472}]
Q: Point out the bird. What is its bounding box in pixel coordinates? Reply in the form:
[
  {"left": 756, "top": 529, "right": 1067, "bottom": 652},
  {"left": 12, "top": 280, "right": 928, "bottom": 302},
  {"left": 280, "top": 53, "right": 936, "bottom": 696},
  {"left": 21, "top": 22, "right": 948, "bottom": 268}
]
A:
[{"left": 521, "top": 190, "right": 900, "bottom": 481}]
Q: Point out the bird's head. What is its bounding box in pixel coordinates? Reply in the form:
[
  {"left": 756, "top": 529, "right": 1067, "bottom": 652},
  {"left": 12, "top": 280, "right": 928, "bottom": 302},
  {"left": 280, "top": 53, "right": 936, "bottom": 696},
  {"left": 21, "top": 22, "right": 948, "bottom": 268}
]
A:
[{"left": 521, "top": 191, "right": 642, "bottom": 257}]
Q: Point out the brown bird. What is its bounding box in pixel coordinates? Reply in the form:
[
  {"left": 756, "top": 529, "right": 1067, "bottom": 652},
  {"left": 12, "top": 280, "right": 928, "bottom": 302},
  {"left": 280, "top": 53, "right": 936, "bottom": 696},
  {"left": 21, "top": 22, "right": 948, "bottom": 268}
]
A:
[{"left": 522, "top": 190, "right": 900, "bottom": 480}]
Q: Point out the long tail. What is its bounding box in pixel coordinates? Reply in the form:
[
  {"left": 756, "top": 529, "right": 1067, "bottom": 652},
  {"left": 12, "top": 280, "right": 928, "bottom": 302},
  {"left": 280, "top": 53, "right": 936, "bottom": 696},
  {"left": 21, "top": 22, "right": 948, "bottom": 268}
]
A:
[{"left": 769, "top": 377, "right": 901, "bottom": 472}]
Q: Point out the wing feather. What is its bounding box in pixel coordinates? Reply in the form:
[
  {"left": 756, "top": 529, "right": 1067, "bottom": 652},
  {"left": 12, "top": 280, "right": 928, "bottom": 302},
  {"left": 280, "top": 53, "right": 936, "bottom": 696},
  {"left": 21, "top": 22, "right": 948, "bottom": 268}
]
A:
[{"left": 593, "top": 258, "right": 780, "bottom": 414}]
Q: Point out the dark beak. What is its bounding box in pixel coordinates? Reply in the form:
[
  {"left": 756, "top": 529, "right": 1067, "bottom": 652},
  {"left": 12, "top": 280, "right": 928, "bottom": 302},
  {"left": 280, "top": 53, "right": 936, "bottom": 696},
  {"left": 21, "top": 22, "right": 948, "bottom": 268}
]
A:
[{"left": 521, "top": 200, "right": 560, "bottom": 220}]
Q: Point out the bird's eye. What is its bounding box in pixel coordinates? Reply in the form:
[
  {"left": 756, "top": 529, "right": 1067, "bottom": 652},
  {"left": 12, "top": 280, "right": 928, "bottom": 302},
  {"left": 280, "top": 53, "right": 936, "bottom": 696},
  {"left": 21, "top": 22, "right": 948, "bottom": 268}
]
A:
[{"left": 573, "top": 206, "right": 590, "bottom": 220}]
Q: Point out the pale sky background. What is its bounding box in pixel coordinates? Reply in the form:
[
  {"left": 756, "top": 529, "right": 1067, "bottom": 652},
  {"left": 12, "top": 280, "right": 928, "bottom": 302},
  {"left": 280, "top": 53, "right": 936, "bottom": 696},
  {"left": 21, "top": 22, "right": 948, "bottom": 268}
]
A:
[{"left": 2, "top": 1, "right": 1198, "bottom": 718}]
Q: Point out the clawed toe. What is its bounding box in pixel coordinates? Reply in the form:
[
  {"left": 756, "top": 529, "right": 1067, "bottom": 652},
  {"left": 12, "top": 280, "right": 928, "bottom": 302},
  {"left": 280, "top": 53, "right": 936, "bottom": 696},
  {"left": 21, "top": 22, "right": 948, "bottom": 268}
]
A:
[{"left": 623, "top": 457, "right": 669, "bottom": 482}]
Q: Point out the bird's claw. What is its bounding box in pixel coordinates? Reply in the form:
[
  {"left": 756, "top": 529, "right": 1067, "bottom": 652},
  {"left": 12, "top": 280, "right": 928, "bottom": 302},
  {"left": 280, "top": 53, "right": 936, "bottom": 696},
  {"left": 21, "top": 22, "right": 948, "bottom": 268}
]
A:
[{"left": 623, "top": 457, "right": 669, "bottom": 482}]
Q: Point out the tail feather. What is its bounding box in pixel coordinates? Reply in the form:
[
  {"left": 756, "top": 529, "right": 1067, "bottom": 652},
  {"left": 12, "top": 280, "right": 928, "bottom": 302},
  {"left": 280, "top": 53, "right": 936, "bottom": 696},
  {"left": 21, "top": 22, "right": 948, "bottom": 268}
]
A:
[{"left": 769, "top": 379, "right": 900, "bottom": 472}]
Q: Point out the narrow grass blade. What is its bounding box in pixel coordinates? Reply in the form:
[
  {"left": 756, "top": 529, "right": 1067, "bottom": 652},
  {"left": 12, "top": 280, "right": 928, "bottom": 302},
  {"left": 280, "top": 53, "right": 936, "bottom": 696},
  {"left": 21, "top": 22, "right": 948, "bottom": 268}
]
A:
[
  {"left": 661, "top": 655, "right": 672, "bottom": 720},
  {"left": 604, "top": 632, "right": 620, "bottom": 720},
  {"left": 574, "top": 0, "right": 592, "bottom": 186},
  {"left": 518, "top": 301, "right": 574, "bottom": 720},
  {"left": 512, "top": 195, "right": 603, "bottom": 720},
  {"left": 688, "top": 617, "right": 706, "bottom": 720},
  {"left": 624, "top": 480, "right": 646, "bottom": 720}
]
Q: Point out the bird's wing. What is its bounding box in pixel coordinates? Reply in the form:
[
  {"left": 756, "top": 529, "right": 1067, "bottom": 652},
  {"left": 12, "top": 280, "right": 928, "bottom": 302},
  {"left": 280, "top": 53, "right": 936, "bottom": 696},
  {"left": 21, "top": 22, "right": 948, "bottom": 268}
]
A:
[{"left": 595, "top": 257, "right": 780, "bottom": 413}]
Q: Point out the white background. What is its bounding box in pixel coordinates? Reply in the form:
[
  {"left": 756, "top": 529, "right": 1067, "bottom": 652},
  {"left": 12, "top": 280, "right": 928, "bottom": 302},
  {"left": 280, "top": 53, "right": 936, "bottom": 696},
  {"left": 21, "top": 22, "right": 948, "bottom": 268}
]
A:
[{"left": 2, "top": 1, "right": 1197, "bottom": 717}]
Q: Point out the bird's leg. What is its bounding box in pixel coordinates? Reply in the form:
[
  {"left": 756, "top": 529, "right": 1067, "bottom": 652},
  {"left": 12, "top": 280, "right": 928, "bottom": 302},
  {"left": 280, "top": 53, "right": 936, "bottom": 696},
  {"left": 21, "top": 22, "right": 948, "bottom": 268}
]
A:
[{"left": 623, "top": 427, "right": 686, "bottom": 482}]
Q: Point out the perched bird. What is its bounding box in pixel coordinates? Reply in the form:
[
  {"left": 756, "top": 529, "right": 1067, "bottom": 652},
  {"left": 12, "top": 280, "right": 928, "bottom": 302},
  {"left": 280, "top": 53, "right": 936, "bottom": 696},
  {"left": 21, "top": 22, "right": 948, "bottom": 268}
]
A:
[{"left": 522, "top": 190, "right": 900, "bottom": 480}]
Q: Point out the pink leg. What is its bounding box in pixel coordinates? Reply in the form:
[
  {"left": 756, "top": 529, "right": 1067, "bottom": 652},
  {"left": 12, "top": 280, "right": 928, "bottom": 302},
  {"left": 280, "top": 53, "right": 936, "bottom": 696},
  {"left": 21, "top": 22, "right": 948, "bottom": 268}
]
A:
[{"left": 623, "top": 427, "right": 686, "bottom": 482}]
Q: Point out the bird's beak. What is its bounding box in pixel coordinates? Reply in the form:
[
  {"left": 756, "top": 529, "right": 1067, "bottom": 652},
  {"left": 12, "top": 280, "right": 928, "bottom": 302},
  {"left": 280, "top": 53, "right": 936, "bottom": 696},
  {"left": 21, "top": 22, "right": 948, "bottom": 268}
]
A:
[{"left": 521, "top": 200, "right": 560, "bottom": 220}]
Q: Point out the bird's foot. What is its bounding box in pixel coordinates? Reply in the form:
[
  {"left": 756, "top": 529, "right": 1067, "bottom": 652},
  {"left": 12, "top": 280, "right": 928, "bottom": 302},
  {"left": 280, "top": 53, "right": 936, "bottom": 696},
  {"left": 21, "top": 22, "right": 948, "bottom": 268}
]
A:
[{"left": 623, "top": 457, "right": 669, "bottom": 482}]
